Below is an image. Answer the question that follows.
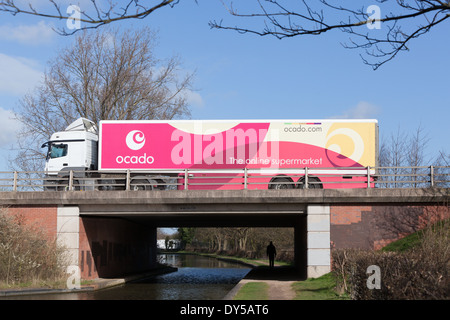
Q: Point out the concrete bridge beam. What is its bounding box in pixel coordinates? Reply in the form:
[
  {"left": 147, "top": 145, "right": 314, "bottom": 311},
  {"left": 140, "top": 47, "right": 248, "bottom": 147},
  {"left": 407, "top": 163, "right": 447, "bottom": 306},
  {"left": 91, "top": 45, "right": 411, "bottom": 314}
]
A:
[
  {"left": 307, "top": 205, "right": 331, "bottom": 278},
  {"left": 56, "top": 206, "right": 80, "bottom": 269}
]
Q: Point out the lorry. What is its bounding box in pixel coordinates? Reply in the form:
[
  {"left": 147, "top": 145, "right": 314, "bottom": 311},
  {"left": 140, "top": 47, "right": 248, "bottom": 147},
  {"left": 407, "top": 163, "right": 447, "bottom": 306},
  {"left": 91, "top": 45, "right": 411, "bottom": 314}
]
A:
[{"left": 42, "top": 118, "right": 379, "bottom": 190}]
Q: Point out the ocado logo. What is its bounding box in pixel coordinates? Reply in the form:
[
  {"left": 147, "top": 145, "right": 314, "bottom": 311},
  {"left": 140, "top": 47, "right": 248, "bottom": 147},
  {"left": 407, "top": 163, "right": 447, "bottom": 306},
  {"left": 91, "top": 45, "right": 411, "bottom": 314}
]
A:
[
  {"left": 117, "top": 130, "right": 154, "bottom": 165},
  {"left": 116, "top": 153, "right": 154, "bottom": 164},
  {"left": 126, "top": 130, "right": 145, "bottom": 150}
]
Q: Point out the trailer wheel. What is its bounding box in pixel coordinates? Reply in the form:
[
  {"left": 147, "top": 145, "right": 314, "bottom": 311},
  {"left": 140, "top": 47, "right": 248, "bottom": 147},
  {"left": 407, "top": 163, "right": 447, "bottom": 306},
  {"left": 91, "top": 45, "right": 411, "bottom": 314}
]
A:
[
  {"left": 297, "top": 176, "right": 323, "bottom": 189},
  {"left": 269, "top": 177, "right": 294, "bottom": 190}
]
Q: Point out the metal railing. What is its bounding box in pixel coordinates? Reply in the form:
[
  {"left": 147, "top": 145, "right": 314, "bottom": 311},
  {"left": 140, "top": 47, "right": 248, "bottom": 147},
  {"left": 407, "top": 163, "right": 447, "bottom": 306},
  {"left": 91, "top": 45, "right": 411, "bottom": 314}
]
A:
[{"left": 0, "top": 166, "right": 448, "bottom": 192}]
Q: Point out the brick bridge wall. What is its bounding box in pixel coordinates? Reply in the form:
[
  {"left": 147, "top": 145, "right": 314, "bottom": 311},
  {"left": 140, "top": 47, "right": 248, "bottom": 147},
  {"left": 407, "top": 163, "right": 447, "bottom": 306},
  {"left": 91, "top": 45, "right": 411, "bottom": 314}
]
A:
[
  {"left": 330, "top": 203, "right": 449, "bottom": 250},
  {"left": 79, "top": 216, "right": 157, "bottom": 279},
  {"left": 3, "top": 205, "right": 157, "bottom": 280},
  {"left": 5, "top": 205, "right": 58, "bottom": 242}
]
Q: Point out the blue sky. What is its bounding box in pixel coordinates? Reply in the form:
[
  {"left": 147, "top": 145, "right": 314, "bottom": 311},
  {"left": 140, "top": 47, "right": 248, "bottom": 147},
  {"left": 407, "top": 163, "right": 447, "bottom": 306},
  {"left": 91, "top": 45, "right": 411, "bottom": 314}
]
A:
[{"left": 0, "top": 0, "right": 449, "bottom": 171}]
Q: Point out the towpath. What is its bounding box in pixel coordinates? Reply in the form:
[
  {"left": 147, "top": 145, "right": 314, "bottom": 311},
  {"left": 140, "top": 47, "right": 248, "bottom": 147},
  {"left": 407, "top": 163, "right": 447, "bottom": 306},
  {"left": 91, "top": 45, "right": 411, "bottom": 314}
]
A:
[{"left": 223, "top": 260, "right": 301, "bottom": 300}]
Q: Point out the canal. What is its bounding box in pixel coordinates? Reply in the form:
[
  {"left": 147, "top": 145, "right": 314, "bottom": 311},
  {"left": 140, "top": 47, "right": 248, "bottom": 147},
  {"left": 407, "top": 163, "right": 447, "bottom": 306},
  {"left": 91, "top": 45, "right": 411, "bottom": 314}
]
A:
[{"left": 4, "top": 254, "right": 251, "bottom": 300}]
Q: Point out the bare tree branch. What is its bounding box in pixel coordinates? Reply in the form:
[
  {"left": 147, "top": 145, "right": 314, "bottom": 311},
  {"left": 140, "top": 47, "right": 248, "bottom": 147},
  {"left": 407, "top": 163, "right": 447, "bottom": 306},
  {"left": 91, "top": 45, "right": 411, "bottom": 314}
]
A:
[
  {"left": 0, "top": 0, "right": 181, "bottom": 35},
  {"left": 2, "top": 1, "right": 448, "bottom": 68},
  {"left": 210, "top": 0, "right": 450, "bottom": 69}
]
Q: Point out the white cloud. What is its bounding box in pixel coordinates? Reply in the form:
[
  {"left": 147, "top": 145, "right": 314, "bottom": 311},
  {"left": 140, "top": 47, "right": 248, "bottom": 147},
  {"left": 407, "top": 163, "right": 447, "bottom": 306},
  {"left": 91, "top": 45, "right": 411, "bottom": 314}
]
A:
[
  {"left": 332, "top": 101, "right": 381, "bottom": 119},
  {"left": 0, "top": 53, "right": 43, "bottom": 96},
  {"left": 0, "top": 21, "right": 55, "bottom": 45},
  {"left": 0, "top": 107, "right": 22, "bottom": 147},
  {"left": 183, "top": 89, "right": 204, "bottom": 108}
]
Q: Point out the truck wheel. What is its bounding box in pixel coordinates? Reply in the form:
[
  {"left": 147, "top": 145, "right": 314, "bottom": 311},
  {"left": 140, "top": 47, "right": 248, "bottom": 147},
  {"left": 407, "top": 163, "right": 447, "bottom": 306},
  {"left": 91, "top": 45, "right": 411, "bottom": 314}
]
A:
[
  {"left": 72, "top": 180, "right": 81, "bottom": 191},
  {"left": 269, "top": 177, "right": 294, "bottom": 189},
  {"left": 56, "top": 180, "right": 68, "bottom": 191},
  {"left": 297, "top": 177, "right": 323, "bottom": 189},
  {"left": 99, "top": 179, "right": 116, "bottom": 191},
  {"left": 131, "top": 179, "right": 153, "bottom": 191},
  {"left": 155, "top": 179, "right": 166, "bottom": 190},
  {"left": 56, "top": 178, "right": 81, "bottom": 191}
]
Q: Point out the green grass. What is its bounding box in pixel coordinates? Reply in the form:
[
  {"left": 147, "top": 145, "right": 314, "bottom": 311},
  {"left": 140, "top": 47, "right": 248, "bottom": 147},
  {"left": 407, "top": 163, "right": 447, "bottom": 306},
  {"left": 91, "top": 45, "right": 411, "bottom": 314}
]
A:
[
  {"left": 381, "top": 219, "right": 449, "bottom": 253},
  {"left": 233, "top": 282, "right": 269, "bottom": 300},
  {"left": 380, "top": 231, "right": 423, "bottom": 252},
  {"left": 0, "top": 278, "right": 66, "bottom": 290},
  {"left": 292, "top": 273, "right": 348, "bottom": 300}
]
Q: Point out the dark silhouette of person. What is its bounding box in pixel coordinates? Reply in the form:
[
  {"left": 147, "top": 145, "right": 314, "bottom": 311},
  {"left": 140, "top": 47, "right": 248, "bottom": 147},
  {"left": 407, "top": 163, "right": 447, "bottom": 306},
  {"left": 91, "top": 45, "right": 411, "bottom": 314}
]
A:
[{"left": 266, "top": 241, "right": 277, "bottom": 268}]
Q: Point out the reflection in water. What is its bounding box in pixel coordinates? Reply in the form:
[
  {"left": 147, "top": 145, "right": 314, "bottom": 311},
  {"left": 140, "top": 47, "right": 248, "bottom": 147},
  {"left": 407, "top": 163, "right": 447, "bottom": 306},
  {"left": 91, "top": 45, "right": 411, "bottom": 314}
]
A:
[
  {"left": 160, "top": 253, "right": 248, "bottom": 269},
  {"left": 2, "top": 254, "right": 250, "bottom": 300},
  {"left": 86, "top": 254, "right": 250, "bottom": 300}
]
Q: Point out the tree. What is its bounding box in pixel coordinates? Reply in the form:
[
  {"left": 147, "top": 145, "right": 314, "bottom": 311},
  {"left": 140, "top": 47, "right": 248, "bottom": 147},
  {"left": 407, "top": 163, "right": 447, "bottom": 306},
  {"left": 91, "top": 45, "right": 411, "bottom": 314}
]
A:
[
  {"left": 11, "top": 26, "right": 195, "bottom": 172},
  {"left": 0, "top": 0, "right": 181, "bottom": 35},
  {"left": 177, "top": 227, "right": 196, "bottom": 249},
  {"left": 210, "top": 0, "right": 450, "bottom": 69},
  {"left": 187, "top": 227, "right": 294, "bottom": 260},
  {"left": 379, "top": 125, "right": 435, "bottom": 188}
]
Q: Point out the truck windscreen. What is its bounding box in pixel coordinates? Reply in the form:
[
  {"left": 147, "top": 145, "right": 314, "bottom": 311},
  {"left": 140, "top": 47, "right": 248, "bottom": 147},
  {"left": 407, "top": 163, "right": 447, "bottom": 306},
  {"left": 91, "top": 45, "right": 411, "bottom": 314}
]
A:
[{"left": 49, "top": 144, "right": 68, "bottom": 159}]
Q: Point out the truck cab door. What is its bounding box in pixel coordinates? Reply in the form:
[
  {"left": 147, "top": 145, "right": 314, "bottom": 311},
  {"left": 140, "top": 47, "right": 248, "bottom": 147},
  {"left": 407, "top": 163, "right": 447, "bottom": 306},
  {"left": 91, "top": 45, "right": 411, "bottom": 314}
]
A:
[{"left": 45, "top": 143, "right": 69, "bottom": 173}]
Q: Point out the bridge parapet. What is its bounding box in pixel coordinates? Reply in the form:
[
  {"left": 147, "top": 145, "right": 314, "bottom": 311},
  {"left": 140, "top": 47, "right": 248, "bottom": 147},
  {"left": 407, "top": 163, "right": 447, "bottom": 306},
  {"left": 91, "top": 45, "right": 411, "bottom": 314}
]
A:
[
  {"left": 0, "top": 187, "right": 447, "bottom": 206},
  {"left": 1, "top": 166, "right": 449, "bottom": 192}
]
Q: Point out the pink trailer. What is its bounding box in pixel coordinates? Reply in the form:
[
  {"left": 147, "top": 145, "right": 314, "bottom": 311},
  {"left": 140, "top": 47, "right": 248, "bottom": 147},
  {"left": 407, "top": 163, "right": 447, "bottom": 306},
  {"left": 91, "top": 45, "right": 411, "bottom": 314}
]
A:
[{"left": 99, "top": 119, "right": 378, "bottom": 190}]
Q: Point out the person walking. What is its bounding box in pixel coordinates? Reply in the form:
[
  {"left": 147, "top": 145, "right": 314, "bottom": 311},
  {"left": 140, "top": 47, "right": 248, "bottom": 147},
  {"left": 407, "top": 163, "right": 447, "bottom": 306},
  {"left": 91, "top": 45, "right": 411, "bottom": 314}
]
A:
[{"left": 266, "top": 241, "right": 277, "bottom": 268}]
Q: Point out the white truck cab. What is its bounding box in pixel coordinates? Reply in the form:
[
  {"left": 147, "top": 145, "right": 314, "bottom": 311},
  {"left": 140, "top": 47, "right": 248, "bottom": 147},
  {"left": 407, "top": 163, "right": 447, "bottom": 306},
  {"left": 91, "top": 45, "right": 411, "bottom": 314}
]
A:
[{"left": 42, "top": 118, "right": 98, "bottom": 189}]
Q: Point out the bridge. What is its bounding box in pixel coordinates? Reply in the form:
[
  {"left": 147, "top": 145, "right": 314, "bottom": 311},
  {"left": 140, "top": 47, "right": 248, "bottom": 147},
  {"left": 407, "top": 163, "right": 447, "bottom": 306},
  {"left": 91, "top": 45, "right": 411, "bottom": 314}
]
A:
[
  {"left": 0, "top": 166, "right": 449, "bottom": 281},
  {"left": 0, "top": 166, "right": 450, "bottom": 279}
]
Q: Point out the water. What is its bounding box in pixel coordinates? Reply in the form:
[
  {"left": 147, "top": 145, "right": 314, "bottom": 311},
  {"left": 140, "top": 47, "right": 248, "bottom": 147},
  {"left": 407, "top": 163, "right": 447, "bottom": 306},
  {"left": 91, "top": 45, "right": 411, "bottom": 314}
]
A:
[{"left": 3, "top": 254, "right": 251, "bottom": 300}]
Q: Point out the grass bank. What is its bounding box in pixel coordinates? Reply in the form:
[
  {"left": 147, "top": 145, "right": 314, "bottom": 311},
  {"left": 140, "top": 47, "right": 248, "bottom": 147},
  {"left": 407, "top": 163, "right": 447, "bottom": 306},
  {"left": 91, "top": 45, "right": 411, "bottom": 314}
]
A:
[
  {"left": 233, "top": 282, "right": 269, "bottom": 300},
  {"left": 292, "top": 273, "right": 348, "bottom": 300}
]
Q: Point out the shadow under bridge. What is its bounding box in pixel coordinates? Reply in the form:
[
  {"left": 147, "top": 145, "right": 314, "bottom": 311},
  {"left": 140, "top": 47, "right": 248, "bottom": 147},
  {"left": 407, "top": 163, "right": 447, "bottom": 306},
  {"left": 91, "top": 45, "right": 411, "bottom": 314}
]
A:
[{"left": 78, "top": 189, "right": 308, "bottom": 278}]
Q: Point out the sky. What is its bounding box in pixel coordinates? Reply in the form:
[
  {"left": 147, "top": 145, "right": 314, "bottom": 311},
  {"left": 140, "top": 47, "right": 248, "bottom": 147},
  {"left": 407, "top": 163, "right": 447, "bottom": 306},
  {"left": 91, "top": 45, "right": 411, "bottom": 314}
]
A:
[{"left": 0, "top": 0, "right": 449, "bottom": 172}]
